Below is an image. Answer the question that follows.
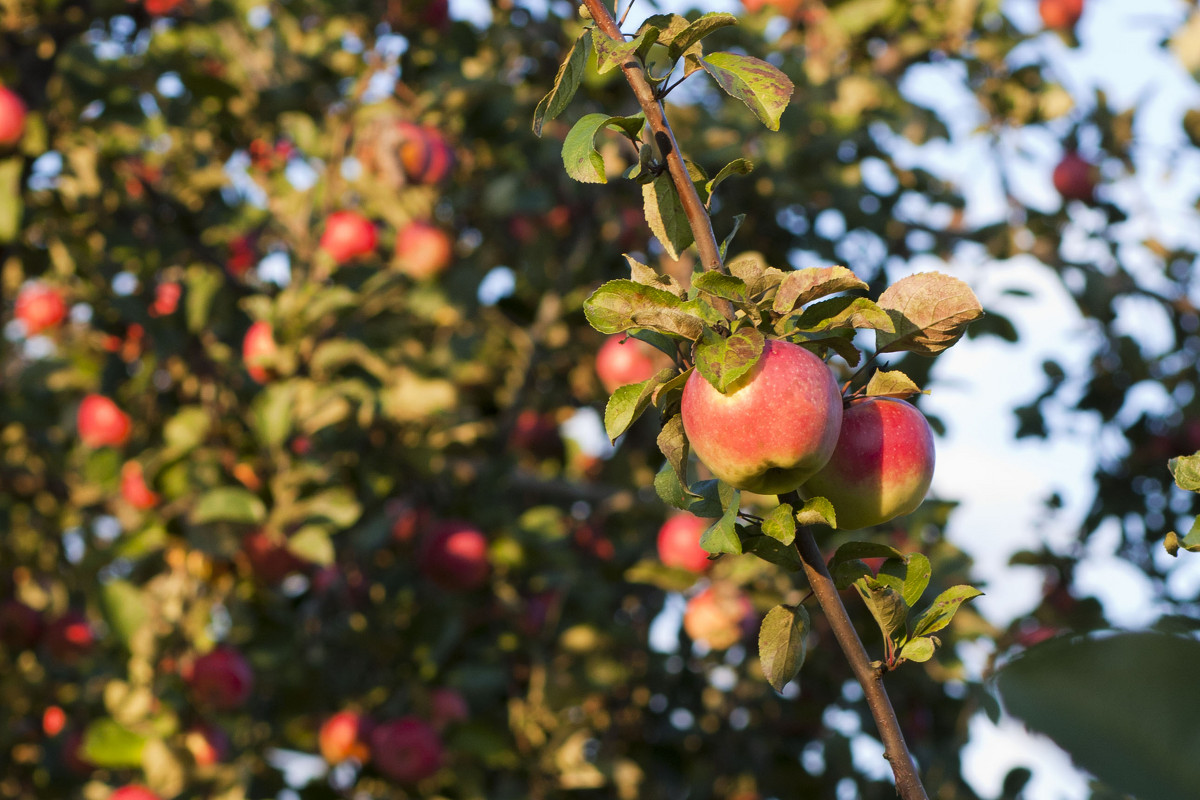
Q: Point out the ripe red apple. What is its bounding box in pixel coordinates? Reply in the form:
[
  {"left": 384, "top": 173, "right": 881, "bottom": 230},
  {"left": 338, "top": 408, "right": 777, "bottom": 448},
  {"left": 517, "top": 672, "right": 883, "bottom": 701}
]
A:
[
  {"left": 594, "top": 335, "right": 670, "bottom": 394},
  {"left": 185, "top": 723, "right": 230, "bottom": 767},
  {"left": 227, "top": 235, "right": 257, "bottom": 277},
  {"left": 799, "top": 397, "right": 935, "bottom": 530},
  {"left": 369, "top": 717, "right": 444, "bottom": 783},
  {"left": 242, "top": 529, "right": 309, "bottom": 584},
  {"left": 740, "top": 0, "right": 804, "bottom": 19},
  {"left": 319, "top": 211, "right": 378, "bottom": 264},
  {"left": 1039, "top": 0, "right": 1083, "bottom": 31},
  {"left": 0, "top": 85, "right": 26, "bottom": 147},
  {"left": 319, "top": 710, "right": 372, "bottom": 764},
  {"left": 395, "top": 122, "right": 455, "bottom": 184},
  {"left": 419, "top": 521, "right": 490, "bottom": 591},
  {"left": 120, "top": 461, "right": 160, "bottom": 510},
  {"left": 656, "top": 514, "right": 715, "bottom": 573},
  {"left": 395, "top": 221, "right": 453, "bottom": 280},
  {"left": 43, "top": 705, "right": 67, "bottom": 737},
  {"left": 428, "top": 688, "right": 468, "bottom": 730},
  {"left": 242, "top": 320, "right": 277, "bottom": 383},
  {"left": 681, "top": 338, "right": 843, "bottom": 495},
  {"left": 15, "top": 282, "right": 67, "bottom": 335},
  {"left": 185, "top": 645, "right": 254, "bottom": 710},
  {"left": 149, "top": 281, "right": 181, "bottom": 317},
  {"left": 683, "top": 584, "right": 754, "bottom": 651},
  {"left": 43, "top": 611, "right": 95, "bottom": 663},
  {"left": 0, "top": 599, "right": 42, "bottom": 650},
  {"left": 109, "top": 786, "right": 161, "bottom": 800},
  {"left": 78, "top": 394, "right": 132, "bottom": 448},
  {"left": 1052, "top": 150, "right": 1096, "bottom": 204}
]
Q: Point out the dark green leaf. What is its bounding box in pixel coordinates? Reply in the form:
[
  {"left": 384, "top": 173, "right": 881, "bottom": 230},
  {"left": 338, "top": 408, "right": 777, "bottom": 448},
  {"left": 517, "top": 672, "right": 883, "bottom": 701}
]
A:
[
  {"left": 685, "top": 479, "right": 724, "bottom": 518},
  {"left": 876, "top": 272, "right": 984, "bottom": 356},
  {"left": 700, "top": 488, "right": 742, "bottom": 556},
  {"left": 604, "top": 368, "right": 676, "bottom": 441},
  {"left": 830, "top": 540, "right": 903, "bottom": 568},
  {"left": 656, "top": 414, "right": 694, "bottom": 503},
  {"left": 854, "top": 577, "right": 908, "bottom": 639},
  {"left": 718, "top": 213, "right": 746, "bottom": 261},
  {"left": 583, "top": 279, "right": 684, "bottom": 335},
  {"left": 705, "top": 158, "right": 754, "bottom": 200},
  {"left": 643, "top": 173, "right": 694, "bottom": 260},
  {"left": 532, "top": 32, "right": 591, "bottom": 136},
  {"left": 592, "top": 28, "right": 658, "bottom": 74},
  {"left": 700, "top": 52, "right": 794, "bottom": 130},
  {"left": 911, "top": 584, "right": 983, "bottom": 638},
  {"left": 762, "top": 503, "right": 796, "bottom": 544},
  {"left": 758, "top": 604, "right": 809, "bottom": 692},
  {"left": 745, "top": 535, "right": 803, "bottom": 571},
  {"left": 652, "top": 367, "right": 691, "bottom": 414},
  {"left": 693, "top": 326, "right": 765, "bottom": 393}
]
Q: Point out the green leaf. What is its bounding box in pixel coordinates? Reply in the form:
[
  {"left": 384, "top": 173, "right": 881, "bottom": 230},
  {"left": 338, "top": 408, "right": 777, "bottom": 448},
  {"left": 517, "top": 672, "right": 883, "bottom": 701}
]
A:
[
  {"left": 899, "top": 636, "right": 936, "bottom": 663},
  {"left": 692, "top": 270, "right": 750, "bottom": 306},
  {"left": 592, "top": 27, "right": 658, "bottom": 73},
  {"left": 656, "top": 414, "right": 694, "bottom": 502},
  {"left": 83, "top": 718, "right": 147, "bottom": 768},
  {"left": 310, "top": 339, "right": 391, "bottom": 382},
  {"left": 0, "top": 158, "right": 23, "bottom": 242},
  {"left": 865, "top": 369, "right": 923, "bottom": 399},
  {"left": 532, "top": 31, "right": 591, "bottom": 136},
  {"left": 794, "top": 496, "right": 836, "bottom": 528},
  {"left": 744, "top": 535, "right": 803, "bottom": 571},
  {"left": 643, "top": 173, "right": 694, "bottom": 260},
  {"left": 718, "top": 213, "right": 746, "bottom": 261},
  {"left": 626, "top": 254, "right": 685, "bottom": 298},
  {"left": 758, "top": 604, "right": 809, "bottom": 692},
  {"left": 832, "top": 559, "right": 872, "bottom": 590},
  {"left": 693, "top": 326, "right": 765, "bottom": 393},
  {"left": 854, "top": 577, "right": 908, "bottom": 639},
  {"left": 101, "top": 580, "right": 149, "bottom": 651},
  {"left": 911, "top": 584, "right": 983, "bottom": 638},
  {"left": 996, "top": 632, "right": 1200, "bottom": 800},
  {"left": 252, "top": 382, "right": 297, "bottom": 448},
  {"left": 1168, "top": 452, "right": 1200, "bottom": 492},
  {"left": 185, "top": 264, "right": 223, "bottom": 333},
  {"left": 583, "top": 279, "right": 685, "bottom": 334},
  {"left": 562, "top": 113, "right": 615, "bottom": 184},
  {"left": 685, "top": 479, "right": 725, "bottom": 518},
  {"left": 705, "top": 159, "right": 754, "bottom": 202},
  {"left": 162, "top": 406, "right": 211, "bottom": 454},
  {"left": 652, "top": 367, "right": 692, "bottom": 414},
  {"left": 286, "top": 526, "right": 335, "bottom": 565},
  {"left": 699, "top": 52, "right": 794, "bottom": 131},
  {"left": 700, "top": 487, "right": 742, "bottom": 556},
  {"left": 190, "top": 487, "right": 266, "bottom": 525},
  {"left": 773, "top": 266, "right": 869, "bottom": 315},
  {"left": 790, "top": 295, "right": 893, "bottom": 334},
  {"left": 830, "top": 540, "right": 904, "bottom": 567},
  {"left": 878, "top": 553, "right": 931, "bottom": 608},
  {"left": 762, "top": 503, "right": 796, "bottom": 544},
  {"left": 655, "top": 461, "right": 690, "bottom": 510},
  {"left": 668, "top": 12, "right": 739, "bottom": 60},
  {"left": 604, "top": 368, "right": 676, "bottom": 442},
  {"left": 876, "top": 272, "right": 984, "bottom": 356},
  {"left": 296, "top": 487, "right": 363, "bottom": 529}
]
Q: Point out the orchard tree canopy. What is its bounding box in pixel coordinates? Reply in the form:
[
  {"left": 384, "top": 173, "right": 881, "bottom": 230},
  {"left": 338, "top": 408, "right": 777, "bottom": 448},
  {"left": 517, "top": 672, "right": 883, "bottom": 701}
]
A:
[{"left": 3, "top": 0, "right": 1200, "bottom": 799}]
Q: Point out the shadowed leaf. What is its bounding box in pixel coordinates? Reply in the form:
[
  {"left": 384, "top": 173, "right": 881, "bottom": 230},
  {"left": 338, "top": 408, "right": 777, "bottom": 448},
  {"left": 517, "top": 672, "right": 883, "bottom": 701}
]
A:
[
  {"left": 759, "top": 605, "right": 809, "bottom": 692},
  {"left": 876, "top": 272, "right": 984, "bottom": 356}
]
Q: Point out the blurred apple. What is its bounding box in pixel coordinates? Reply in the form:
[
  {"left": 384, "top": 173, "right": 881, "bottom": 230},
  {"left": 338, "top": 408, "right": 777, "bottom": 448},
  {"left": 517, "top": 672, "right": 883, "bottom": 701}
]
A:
[
  {"left": 242, "top": 320, "right": 277, "bottom": 383},
  {"left": 395, "top": 221, "right": 453, "bottom": 280},
  {"left": 1039, "top": 0, "right": 1083, "bottom": 31},
  {"left": 42, "top": 705, "right": 67, "bottom": 737},
  {"left": 242, "top": 529, "right": 309, "bottom": 584},
  {"left": 428, "top": 688, "right": 468, "bottom": 730},
  {"left": 369, "top": 717, "right": 444, "bottom": 783},
  {"left": 43, "top": 610, "right": 95, "bottom": 663},
  {"left": 78, "top": 395, "right": 132, "bottom": 448},
  {"left": 14, "top": 282, "right": 67, "bottom": 335},
  {"left": 319, "top": 710, "right": 372, "bottom": 764},
  {"left": 387, "top": 497, "right": 430, "bottom": 544},
  {"left": 0, "top": 85, "right": 26, "bottom": 147},
  {"left": 509, "top": 409, "right": 565, "bottom": 462},
  {"left": 657, "top": 514, "right": 714, "bottom": 573},
  {"left": 185, "top": 645, "right": 254, "bottom": 710},
  {"left": 683, "top": 585, "right": 755, "bottom": 651},
  {"left": 109, "top": 786, "right": 161, "bottom": 800},
  {"left": 419, "top": 521, "right": 490, "bottom": 591},
  {"left": 594, "top": 335, "right": 671, "bottom": 394},
  {"left": 185, "top": 722, "right": 231, "bottom": 766},
  {"left": 149, "top": 281, "right": 181, "bottom": 317},
  {"left": 227, "top": 234, "right": 257, "bottom": 277},
  {"left": 1052, "top": 150, "right": 1096, "bottom": 204},
  {"left": 120, "top": 461, "right": 160, "bottom": 510},
  {"left": 320, "top": 210, "right": 378, "bottom": 264},
  {"left": 396, "top": 121, "right": 455, "bottom": 183}
]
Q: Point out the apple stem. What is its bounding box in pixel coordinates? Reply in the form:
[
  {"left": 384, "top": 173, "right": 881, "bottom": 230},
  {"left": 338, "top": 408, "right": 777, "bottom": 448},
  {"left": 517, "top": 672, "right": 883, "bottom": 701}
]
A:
[{"left": 782, "top": 493, "right": 930, "bottom": 800}]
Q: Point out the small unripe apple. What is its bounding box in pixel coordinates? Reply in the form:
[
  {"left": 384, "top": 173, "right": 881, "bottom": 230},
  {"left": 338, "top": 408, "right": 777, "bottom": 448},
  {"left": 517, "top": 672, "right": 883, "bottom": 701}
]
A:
[
  {"left": 419, "top": 521, "right": 490, "bottom": 591},
  {"left": 369, "top": 717, "right": 444, "bottom": 783},
  {"left": 428, "top": 687, "right": 468, "bottom": 730},
  {"left": 681, "top": 339, "right": 843, "bottom": 495},
  {"left": 656, "top": 514, "right": 715, "bottom": 573},
  {"left": 109, "top": 786, "right": 161, "bottom": 800},
  {"left": 319, "top": 211, "right": 378, "bottom": 264},
  {"left": 683, "top": 585, "right": 754, "bottom": 651},
  {"left": 242, "top": 320, "right": 277, "bottom": 383},
  {"left": 0, "top": 598, "right": 42, "bottom": 650},
  {"left": 185, "top": 645, "right": 254, "bottom": 710},
  {"left": 800, "top": 397, "right": 936, "bottom": 530},
  {"left": 15, "top": 283, "right": 67, "bottom": 335},
  {"left": 185, "top": 723, "right": 231, "bottom": 766},
  {"left": 43, "top": 611, "right": 95, "bottom": 663},
  {"left": 395, "top": 221, "right": 453, "bottom": 280},
  {"left": 319, "top": 710, "right": 372, "bottom": 764},
  {"left": 1052, "top": 150, "right": 1096, "bottom": 204},
  {"left": 120, "top": 461, "right": 160, "bottom": 510},
  {"left": 594, "top": 336, "right": 669, "bottom": 394},
  {"left": 1039, "top": 0, "right": 1083, "bottom": 31},
  {"left": 78, "top": 395, "right": 132, "bottom": 448},
  {"left": 0, "top": 85, "right": 26, "bottom": 147},
  {"left": 396, "top": 122, "right": 456, "bottom": 184}
]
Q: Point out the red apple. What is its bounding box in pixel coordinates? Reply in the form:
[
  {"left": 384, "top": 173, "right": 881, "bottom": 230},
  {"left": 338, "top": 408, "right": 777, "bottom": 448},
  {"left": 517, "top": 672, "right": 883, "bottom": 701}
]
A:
[
  {"left": 681, "top": 338, "right": 843, "bottom": 495},
  {"left": 319, "top": 710, "right": 372, "bottom": 764},
  {"left": 799, "top": 397, "right": 935, "bottom": 530},
  {"left": 149, "top": 281, "right": 181, "bottom": 317},
  {"left": 185, "top": 723, "right": 230, "bottom": 766},
  {"left": 683, "top": 585, "right": 755, "bottom": 651},
  {"left": 227, "top": 235, "right": 257, "bottom": 277},
  {"left": 419, "top": 521, "right": 490, "bottom": 591},
  {"left": 1052, "top": 150, "right": 1096, "bottom": 204},
  {"left": 396, "top": 122, "right": 455, "bottom": 183},
  {"left": 740, "top": 0, "right": 804, "bottom": 19},
  {"left": 656, "top": 514, "right": 715, "bottom": 573},
  {"left": 120, "top": 461, "right": 160, "bottom": 510},
  {"left": 43, "top": 611, "right": 95, "bottom": 663},
  {"left": 242, "top": 320, "right": 277, "bottom": 383},
  {"left": 594, "top": 335, "right": 670, "bottom": 394},
  {"left": 509, "top": 410, "right": 565, "bottom": 461},
  {"left": 319, "top": 211, "right": 378, "bottom": 264},
  {"left": 1039, "top": 0, "right": 1083, "bottom": 31},
  {"left": 185, "top": 645, "right": 254, "bottom": 710},
  {"left": 395, "top": 221, "right": 453, "bottom": 280},
  {"left": 369, "top": 717, "right": 444, "bottom": 783},
  {"left": 14, "top": 282, "right": 67, "bottom": 335},
  {"left": 0, "top": 599, "right": 42, "bottom": 650},
  {"left": 387, "top": 498, "right": 429, "bottom": 544},
  {"left": 242, "top": 529, "right": 309, "bottom": 584},
  {"left": 43, "top": 705, "right": 67, "bottom": 737},
  {"left": 428, "top": 688, "right": 468, "bottom": 730},
  {"left": 109, "top": 786, "right": 161, "bottom": 800},
  {"left": 0, "top": 85, "right": 26, "bottom": 147},
  {"left": 78, "top": 395, "right": 132, "bottom": 448}
]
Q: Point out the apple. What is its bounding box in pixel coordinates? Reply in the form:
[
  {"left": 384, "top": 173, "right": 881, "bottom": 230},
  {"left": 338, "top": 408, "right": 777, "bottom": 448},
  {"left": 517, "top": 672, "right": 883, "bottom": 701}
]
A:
[
  {"left": 109, "top": 786, "right": 161, "bottom": 800},
  {"left": 683, "top": 585, "right": 754, "bottom": 651},
  {"left": 1052, "top": 150, "right": 1096, "bottom": 204},
  {"left": 740, "top": 0, "right": 804, "bottom": 19},
  {"left": 185, "top": 645, "right": 254, "bottom": 710},
  {"left": 419, "top": 521, "right": 490, "bottom": 591},
  {"left": 242, "top": 320, "right": 277, "bottom": 383},
  {"left": 319, "top": 710, "right": 372, "bottom": 764},
  {"left": 185, "top": 723, "right": 230, "bottom": 766},
  {"left": 120, "top": 461, "right": 160, "bottom": 510},
  {"left": 14, "top": 282, "right": 67, "bottom": 335},
  {"left": 1039, "top": 0, "right": 1083, "bottom": 31},
  {"left": 387, "top": 497, "right": 429, "bottom": 544},
  {"left": 227, "top": 234, "right": 257, "bottom": 277},
  {"left": 428, "top": 688, "right": 468, "bottom": 730},
  {"left": 594, "top": 335, "right": 670, "bottom": 394},
  {"left": 78, "top": 394, "right": 132, "bottom": 448},
  {"left": 799, "top": 397, "right": 935, "bottom": 530},
  {"left": 396, "top": 122, "right": 455, "bottom": 183},
  {"left": 657, "top": 514, "right": 715, "bottom": 573},
  {"left": 369, "top": 717, "right": 444, "bottom": 783},
  {"left": 149, "top": 281, "right": 181, "bottom": 317},
  {"left": 43, "top": 705, "right": 67, "bottom": 737},
  {"left": 509, "top": 409, "right": 565, "bottom": 462},
  {"left": 0, "top": 599, "right": 42, "bottom": 650},
  {"left": 681, "top": 338, "right": 843, "bottom": 495},
  {"left": 395, "top": 221, "right": 453, "bottom": 280},
  {"left": 44, "top": 611, "right": 95, "bottom": 663},
  {"left": 0, "top": 85, "right": 26, "bottom": 147},
  {"left": 319, "top": 211, "right": 378, "bottom": 264},
  {"left": 242, "top": 529, "right": 309, "bottom": 584}
]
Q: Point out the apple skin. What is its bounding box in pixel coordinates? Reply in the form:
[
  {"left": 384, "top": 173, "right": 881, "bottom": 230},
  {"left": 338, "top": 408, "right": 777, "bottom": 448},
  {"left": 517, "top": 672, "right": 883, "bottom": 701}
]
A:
[
  {"left": 78, "top": 394, "right": 132, "bottom": 448},
  {"left": 319, "top": 211, "right": 378, "bottom": 264},
  {"left": 681, "top": 339, "right": 843, "bottom": 495},
  {"left": 594, "top": 336, "right": 669, "bottom": 394},
  {"left": 15, "top": 283, "right": 67, "bottom": 335},
  {"left": 656, "top": 514, "right": 714, "bottom": 573},
  {"left": 109, "top": 786, "right": 162, "bottom": 800},
  {"left": 419, "top": 521, "right": 490, "bottom": 591},
  {"left": 242, "top": 321, "right": 277, "bottom": 383},
  {"left": 0, "top": 599, "right": 42, "bottom": 650},
  {"left": 185, "top": 645, "right": 254, "bottom": 711},
  {"left": 241, "top": 530, "right": 309, "bottom": 584},
  {"left": 185, "top": 723, "right": 231, "bottom": 767},
  {"left": 0, "top": 85, "right": 26, "bottom": 147},
  {"left": 227, "top": 235, "right": 257, "bottom": 277},
  {"left": 395, "top": 221, "right": 453, "bottom": 280},
  {"left": 396, "top": 122, "right": 455, "bottom": 184},
  {"left": 120, "top": 461, "right": 160, "bottom": 510},
  {"left": 683, "top": 585, "right": 755, "bottom": 651},
  {"left": 369, "top": 717, "right": 444, "bottom": 783},
  {"left": 1052, "top": 151, "right": 1096, "bottom": 204},
  {"left": 1039, "top": 0, "right": 1083, "bottom": 31},
  {"left": 149, "top": 281, "right": 181, "bottom": 317},
  {"left": 319, "top": 710, "right": 372, "bottom": 764},
  {"left": 799, "top": 397, "right": 935, "bottom": 530},
  {"left": 43, "top": 611, "right": 95, "bottom": 663},
  {"left": 428, "top": 688, "right": 468, "bottom": 730}
]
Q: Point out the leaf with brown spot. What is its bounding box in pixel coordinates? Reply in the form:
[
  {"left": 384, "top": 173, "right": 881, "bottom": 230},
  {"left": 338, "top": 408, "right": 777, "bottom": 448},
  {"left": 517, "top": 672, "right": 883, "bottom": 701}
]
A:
[{"left": 875, "top": 272, "right": 984, "bottom": 356}]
